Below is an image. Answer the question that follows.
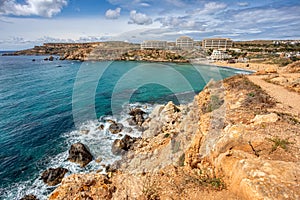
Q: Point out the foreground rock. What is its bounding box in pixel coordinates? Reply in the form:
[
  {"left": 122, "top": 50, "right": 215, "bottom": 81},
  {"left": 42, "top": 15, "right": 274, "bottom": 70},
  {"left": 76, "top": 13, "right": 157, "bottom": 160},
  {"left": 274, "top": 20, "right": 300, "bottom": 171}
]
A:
[
  {"left": 48, "top": 174, "right": 116, "bottom": 200},
  {"left": 50, "top": 75, "right": 300, "bottom": 199},
  {"left": 68, "top": 143, "right": 93, "bottom": 167},
  {"left": 128, "top": 108, "right": 145, "bottom": 126},
  {"left": 41, "top": 168, "right": 68, "bottom": 186},
  {"left": 111, "top": 135, "right": 138, "bottom": 155}
]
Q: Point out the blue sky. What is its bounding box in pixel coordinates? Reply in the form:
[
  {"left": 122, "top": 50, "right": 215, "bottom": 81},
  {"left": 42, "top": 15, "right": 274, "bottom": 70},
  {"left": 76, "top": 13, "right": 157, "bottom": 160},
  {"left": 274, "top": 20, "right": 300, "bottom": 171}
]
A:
[{"left": 0, "top": 0, "right": 299, "bottom": 50}]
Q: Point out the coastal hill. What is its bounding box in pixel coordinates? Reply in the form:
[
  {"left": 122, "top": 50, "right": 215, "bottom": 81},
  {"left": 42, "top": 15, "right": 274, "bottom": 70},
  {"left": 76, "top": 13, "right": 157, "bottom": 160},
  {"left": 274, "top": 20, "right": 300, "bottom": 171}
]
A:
[
  {"left": 4, "top": 42, "right": 207, "bottom": 62},
  {"left": 45, "top": 62, "right": 300, "bottom": 199}
]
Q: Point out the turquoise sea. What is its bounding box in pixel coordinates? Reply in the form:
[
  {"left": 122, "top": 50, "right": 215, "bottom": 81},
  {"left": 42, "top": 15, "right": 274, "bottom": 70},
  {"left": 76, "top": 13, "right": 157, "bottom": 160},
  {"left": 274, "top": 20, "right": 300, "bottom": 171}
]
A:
[{"left": 0, "top": 54, "right": 251, "bottom": 199}]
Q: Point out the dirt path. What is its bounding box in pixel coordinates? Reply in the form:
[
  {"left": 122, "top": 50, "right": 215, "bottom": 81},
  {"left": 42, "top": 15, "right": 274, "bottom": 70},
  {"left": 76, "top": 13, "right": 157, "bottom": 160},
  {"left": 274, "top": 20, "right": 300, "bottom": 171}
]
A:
[{"left": 248, "top": 75, "right": 300, "bottom": 117}]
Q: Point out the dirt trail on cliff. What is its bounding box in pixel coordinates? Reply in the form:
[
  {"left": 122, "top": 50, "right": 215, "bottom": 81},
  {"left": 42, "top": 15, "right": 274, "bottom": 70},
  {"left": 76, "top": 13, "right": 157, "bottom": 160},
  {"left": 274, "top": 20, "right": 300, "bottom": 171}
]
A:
[{"left": 248, "top": 75, "right": 300, "bottom": 117}]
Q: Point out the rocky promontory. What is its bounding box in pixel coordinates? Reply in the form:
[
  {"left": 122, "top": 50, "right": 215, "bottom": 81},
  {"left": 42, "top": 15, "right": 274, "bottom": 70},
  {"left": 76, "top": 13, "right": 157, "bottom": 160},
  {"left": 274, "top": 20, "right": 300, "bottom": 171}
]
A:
[
  {"left": 48, "top": 69, "right": 300, "bottom": 199},
  {"left": 3, "top": 42, "right": 193, "bottom": 62}
]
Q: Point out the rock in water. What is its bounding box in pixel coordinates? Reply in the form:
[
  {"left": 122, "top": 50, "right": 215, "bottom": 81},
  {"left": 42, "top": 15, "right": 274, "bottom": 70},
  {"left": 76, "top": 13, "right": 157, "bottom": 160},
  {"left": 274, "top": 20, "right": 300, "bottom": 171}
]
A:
[
  {"left": 41, "top": 167, "right": 68, "bottom": 186},
  {"left": 128, "top": 108, "right": 145, "bottom": 126},
  {"left": 109, "top": 122, "right": 123, "bottom": 134},
  {"left": 20, "top": 194, "right": 39, "bottom": 200},
  {"left": 68, "top": 143, "right": 93, "bottom": 167},
  {"left": 49, "top": 55, "right": 54, "bottom": 61}
]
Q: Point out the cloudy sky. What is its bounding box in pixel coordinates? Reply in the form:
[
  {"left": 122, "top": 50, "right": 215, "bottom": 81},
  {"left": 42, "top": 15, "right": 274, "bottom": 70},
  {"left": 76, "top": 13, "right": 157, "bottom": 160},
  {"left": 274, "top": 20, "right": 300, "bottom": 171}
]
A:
[{"left": 0, "top": 0, "right": 299, "bottom": 50}]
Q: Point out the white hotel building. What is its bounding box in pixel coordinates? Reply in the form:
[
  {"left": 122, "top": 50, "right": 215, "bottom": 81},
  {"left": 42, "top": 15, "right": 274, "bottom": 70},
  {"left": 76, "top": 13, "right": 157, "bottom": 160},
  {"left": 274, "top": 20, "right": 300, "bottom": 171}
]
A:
[{"left": 176, "top": 36, "right": 194, "bottom": 49}]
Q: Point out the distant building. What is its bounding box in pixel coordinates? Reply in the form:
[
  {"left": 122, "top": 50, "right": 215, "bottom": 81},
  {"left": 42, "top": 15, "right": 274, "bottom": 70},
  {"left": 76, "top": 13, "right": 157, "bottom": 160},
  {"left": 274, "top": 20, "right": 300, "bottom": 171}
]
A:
[
  {"left": 210, "top": 50, "right": 230, "bottom": 60},
  {"left": 202, "top": 38, "right": 233, "bottom": 50},
  {"left": 176, "top": 36, "right": 194, "bottom": 49},
  {"left": 141, "top": 40, "right": 167, "bottom": 50}
]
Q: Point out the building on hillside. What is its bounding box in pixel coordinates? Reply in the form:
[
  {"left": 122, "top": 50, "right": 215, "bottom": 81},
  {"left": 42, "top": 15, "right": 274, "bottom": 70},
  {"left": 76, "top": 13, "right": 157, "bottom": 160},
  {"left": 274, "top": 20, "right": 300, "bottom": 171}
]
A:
[
  {"left": 176, "top": 36, "right": 194, "bottom": 49},
  {"left": 141, "top": 40, "right": 168, "bottom": 50},
  {"left": 210, "top": 49, "right": 231, "bottom": 60},
  {"left": 202, "top": 38, "right": 233, "bottom": 50}
]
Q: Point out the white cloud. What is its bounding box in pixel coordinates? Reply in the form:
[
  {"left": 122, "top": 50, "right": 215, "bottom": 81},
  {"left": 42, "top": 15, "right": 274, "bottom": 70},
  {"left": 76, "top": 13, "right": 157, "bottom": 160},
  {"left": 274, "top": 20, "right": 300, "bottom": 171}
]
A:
[
  {"left": 0, "top": 0, "right": 68, "bottom": 17},
  {"left": 237, "top": 2, "right": 249, "bottom": 7},
  {"left": 105, "top": 7, "right": 121, "bottom": 19},
  {"left": 191, "top": 2, "right": 227, "bottom": 15},
  {"left": 156, "top": 16, "right": 206, "bottom": 30},
  {"left": 128, "top": 10, "right": 152, "bottom": 25}
]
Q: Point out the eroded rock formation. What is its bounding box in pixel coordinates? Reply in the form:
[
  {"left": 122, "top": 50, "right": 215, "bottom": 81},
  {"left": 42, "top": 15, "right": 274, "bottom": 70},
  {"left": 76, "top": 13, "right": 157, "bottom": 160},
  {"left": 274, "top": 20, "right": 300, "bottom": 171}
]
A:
[{"left": 49, "top": 75, "right": 300, "bottom": 200}]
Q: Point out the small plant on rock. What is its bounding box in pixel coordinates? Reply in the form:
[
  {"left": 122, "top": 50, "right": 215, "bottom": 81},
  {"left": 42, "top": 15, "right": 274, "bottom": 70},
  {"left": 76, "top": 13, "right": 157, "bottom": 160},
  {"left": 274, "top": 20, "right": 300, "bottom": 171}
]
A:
[{"left": 266, "top": 136, "right": 293, "bottom": 153}]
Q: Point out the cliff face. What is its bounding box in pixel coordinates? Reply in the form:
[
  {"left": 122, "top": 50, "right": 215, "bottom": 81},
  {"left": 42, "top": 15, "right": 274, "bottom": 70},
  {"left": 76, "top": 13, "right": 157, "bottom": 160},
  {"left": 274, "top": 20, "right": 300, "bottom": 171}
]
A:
[{"left": 49, "top": 75, "right": 300, "bottom": 200}]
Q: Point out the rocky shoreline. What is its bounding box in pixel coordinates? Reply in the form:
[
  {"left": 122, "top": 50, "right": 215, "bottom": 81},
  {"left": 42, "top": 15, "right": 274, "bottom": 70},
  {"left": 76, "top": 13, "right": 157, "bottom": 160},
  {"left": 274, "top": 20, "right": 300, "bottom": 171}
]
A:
[
  {"left": 21, "top": 68, "right": 300, "bottom": 199},
  {"left": 2, "top": 42, "right": 193, "bottom": 63}
]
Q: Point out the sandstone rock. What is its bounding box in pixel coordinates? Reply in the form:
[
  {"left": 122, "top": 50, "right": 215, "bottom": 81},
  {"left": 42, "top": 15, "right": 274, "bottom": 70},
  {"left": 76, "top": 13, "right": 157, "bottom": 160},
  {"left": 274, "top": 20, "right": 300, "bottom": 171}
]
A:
[
  {"left": 251, "top": 113, "right": 279, "bottom": 125},
  {"left": 149, "top": 105, "right": 164, "bottom": 118},
  {"left": 49, "top": 174, "right": 116, "bottom": 200},
  {"left": 111, "top": 135, "right": 137, "bottom": 155},
  {"left": 271, "top": 77, "right": 288, "bottom": 85},
  {"left": 265, "top": 66, "right": 277, "bottom": 73},
  {"left": 20, "top": 194, "right": 38, "bottom": 200},
  {"left": 128, "top": 108, "right": 145, "bottom": 126},
  {"left": 109, "top": 122, "right": 123, "bottom": 134},
  {"left": 68, "top": 143, "right": 93, "bottom": 167},
  {"left": 41, "top": 167, "right": 68, "bottom": 186}
]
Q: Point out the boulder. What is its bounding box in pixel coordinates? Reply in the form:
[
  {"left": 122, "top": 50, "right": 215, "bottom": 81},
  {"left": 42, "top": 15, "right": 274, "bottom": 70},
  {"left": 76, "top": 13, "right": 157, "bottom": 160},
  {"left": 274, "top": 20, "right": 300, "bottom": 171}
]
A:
[
  {"left": 68, "top": 143, "right": 93, "bottom": 167},
  {"left": 109, "top": 123, "right": 123, "bottom": 134},
  {"left": 20, "top": 194, "right": 38, "bottom": 200},
  {"left": 128, "top": 108, "right": 145, "bottom": 126},
  {"left": 41, "top": 167, "right": 68, "bottom": 186},
  {"left": 111, "top": 135, "right": 138, "bottom": 155},
  {"left": 49, "top": 56, "right": 54, "bottom": 61}
]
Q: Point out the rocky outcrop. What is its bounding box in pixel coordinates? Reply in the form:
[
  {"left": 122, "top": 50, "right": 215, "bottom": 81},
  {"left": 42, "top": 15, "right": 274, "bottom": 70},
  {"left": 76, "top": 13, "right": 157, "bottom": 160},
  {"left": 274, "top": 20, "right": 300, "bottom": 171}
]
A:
[
  {"left": 50, "top": 75, "right": 300, "bottom": 200},
  {"left": 48, "top": 174, "right": 116, "bottom": 200},
  {"left": 128, "top": 108, "right": 145, "bottom": 126},
  {"left": 41, "top": 168, "right": 68, "bottom": 186},
  {"left": 109, "top": 122, "right": 124, "bottom": 134},
  {"left": 6, "top": 42, "right": 192, "bottom": 63},
  {"left": 67, "top": 143, "right": 93, "bottom": 167},
  {"left": 111, "top": 135, "right": 138, "bottom": 155},
  {"left": 120, "top": 49, "right": 188, "bottom": 63}
]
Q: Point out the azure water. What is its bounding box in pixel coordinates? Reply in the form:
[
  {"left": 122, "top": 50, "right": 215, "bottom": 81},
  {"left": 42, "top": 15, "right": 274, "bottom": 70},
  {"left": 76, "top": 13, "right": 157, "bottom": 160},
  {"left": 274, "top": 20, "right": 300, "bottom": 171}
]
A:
[{"left": 0, "top": 55, "right": 251, "bottom": 199}]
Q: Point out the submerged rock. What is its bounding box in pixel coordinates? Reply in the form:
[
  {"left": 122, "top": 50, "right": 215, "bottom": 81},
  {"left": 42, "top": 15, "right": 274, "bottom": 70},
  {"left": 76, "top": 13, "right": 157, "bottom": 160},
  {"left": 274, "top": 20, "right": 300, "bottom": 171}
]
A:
[
  {"left": 41, "top": 167, "right": 68, "bottom": 186},
  {"left": 68, "top": 143, "right": 93, "bottom": 167},
  {"left": 20, "top": 194, "right": 38, "bottom": 200}
]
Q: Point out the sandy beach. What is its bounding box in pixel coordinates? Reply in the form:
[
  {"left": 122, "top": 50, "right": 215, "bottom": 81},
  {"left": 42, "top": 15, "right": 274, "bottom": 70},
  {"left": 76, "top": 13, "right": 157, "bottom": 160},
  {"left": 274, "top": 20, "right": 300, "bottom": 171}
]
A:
[{"left": 213, "top": 61, "right": 279, "bottom": 72}]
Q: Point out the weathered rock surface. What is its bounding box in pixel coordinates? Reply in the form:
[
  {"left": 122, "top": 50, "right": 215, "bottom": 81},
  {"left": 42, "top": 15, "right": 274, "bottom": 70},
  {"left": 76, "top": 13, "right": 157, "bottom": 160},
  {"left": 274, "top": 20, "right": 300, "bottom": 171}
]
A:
[
  {"left": 48, "top": 174, "right": 116, "bottom": 200},
  {"left": 67, "top": 143, "right": 93, "bottom": 167},
  {"left": 111, "top": 135, "right": 138, "bottom": 155},
  {"left": 41, "top": 167, "right": 68, "bottom": 186},
  {"left": 109, "top": 122, "right": 124, "bottom": 134},
  {"left": 128, "top": 108, "right": 145, "bottom": 126},
  {"left": 50, "top": 75, "right": 300, "bottom": 200}
]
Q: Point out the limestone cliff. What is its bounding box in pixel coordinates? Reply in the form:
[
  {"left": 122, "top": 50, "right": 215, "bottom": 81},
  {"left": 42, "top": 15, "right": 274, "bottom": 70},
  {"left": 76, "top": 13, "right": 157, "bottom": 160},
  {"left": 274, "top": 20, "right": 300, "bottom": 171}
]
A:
[{"left": 48, "top": 75, "right": 300, "bottom": 200}]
